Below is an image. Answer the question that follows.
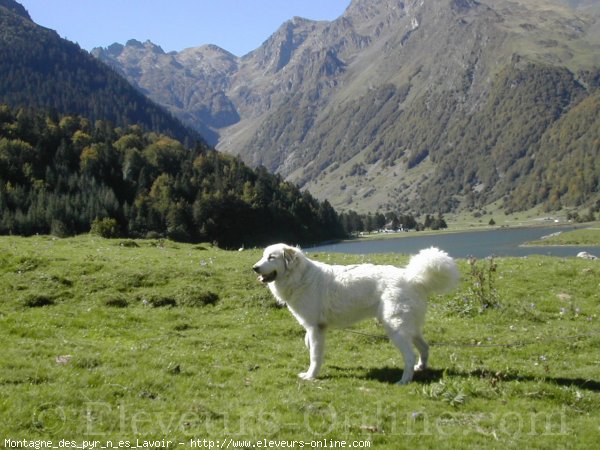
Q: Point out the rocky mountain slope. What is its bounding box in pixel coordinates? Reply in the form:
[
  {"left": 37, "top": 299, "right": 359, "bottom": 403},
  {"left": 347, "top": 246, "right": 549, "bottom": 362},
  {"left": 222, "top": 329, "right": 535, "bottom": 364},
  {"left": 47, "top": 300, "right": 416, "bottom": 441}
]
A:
[
  {"left": 0, "top": 0, "right": 202, "bottom": 146},
  {"left": 94, "top": 0, "right": 600, "bottom": 214}
]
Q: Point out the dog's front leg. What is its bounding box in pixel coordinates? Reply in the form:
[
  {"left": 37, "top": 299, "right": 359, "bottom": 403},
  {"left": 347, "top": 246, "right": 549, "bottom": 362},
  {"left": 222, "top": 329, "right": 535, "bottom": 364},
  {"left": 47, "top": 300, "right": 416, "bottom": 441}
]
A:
[{"left": 299, "top": 326, "right": 325, "bottom": 380}]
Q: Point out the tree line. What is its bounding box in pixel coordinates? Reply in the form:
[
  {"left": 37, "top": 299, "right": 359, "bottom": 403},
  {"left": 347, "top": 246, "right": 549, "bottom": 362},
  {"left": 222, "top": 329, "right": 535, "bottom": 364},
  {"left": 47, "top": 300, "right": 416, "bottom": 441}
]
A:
[
  {"left": 338, "top": 210, "right": 447, "bottom": 235},
  {"left": 0, "top": 105, "right": 346, "bottom": 248}
]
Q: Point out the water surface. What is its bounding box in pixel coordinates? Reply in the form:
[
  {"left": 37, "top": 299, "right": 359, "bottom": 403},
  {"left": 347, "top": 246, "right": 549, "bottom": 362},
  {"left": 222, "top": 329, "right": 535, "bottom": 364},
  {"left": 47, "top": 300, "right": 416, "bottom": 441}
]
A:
[{"left": 310, "top": 226, "right": 600, "bottom": 259}]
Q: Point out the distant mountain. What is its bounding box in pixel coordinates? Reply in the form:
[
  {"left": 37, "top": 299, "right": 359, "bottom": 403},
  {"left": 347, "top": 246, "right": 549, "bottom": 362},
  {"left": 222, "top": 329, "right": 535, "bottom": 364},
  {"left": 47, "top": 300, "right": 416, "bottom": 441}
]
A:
[
  {"left": 94, "top": 40, "right": 238, "bottom": 146},
  {"left": 94, "top": 0, "right": 600, "bottom": 214},
  {"left": 0, "top": 0, "right": 202, "bottom": 146}
]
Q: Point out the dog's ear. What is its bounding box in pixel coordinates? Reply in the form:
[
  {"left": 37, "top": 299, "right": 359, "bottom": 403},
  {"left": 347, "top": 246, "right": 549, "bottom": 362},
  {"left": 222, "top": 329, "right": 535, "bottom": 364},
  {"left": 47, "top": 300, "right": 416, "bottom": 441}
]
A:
[{"left": 283, "top": 246, "right": 299, "bottom": 268}]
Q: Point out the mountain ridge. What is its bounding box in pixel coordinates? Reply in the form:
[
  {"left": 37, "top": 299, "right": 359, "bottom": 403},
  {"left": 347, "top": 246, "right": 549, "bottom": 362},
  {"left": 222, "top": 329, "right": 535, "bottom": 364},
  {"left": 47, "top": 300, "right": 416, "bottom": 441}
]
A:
[
  {"left": 0, "top": 0, "right": 202, "bottom": 146},
  {"left": 94, "top": 0, "right": 600, "bottom": 214},
  {"left": 0, "top": 0, "right": 30, "bottom": 20}
]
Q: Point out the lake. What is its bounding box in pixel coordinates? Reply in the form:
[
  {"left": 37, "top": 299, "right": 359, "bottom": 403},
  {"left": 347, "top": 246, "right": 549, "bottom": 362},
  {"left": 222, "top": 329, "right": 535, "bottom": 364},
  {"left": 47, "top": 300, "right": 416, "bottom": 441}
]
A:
[{"left": 309, "top": 226, "right": 600, "bottom": 258}]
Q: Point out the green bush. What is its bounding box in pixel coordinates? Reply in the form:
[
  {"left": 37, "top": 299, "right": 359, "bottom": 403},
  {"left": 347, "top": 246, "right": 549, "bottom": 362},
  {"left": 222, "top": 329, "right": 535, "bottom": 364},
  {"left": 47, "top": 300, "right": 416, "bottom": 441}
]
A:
[
  {"left": 90, "top": 217, "right": 120, "bottom": 238},
  {"left": 446, "top": 256, "right": 500, "bottom": 316},
  {"left": 50, "top": 219, "right": 71, "bottom": 238}
]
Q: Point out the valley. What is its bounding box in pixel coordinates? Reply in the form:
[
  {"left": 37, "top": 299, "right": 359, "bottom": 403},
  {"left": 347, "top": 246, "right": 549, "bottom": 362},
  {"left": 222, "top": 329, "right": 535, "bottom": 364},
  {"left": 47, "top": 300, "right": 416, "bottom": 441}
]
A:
[{"left": 93, "top": 0, "right": 600, "bottom": 215}]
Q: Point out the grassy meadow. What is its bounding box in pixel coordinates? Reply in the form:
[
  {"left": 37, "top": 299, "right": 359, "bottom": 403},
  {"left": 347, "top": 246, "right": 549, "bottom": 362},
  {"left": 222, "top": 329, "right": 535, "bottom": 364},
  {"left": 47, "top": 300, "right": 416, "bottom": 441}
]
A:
[{"left": 1, "top": 235, "right": 599, "bottom": 448}]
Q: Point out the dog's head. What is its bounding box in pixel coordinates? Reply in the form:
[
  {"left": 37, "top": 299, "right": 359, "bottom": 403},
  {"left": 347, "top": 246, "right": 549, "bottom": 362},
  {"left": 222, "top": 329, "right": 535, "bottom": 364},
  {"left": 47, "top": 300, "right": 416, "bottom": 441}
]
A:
[{"left": 252, "top": 243, "right": 300, "bottom": 284}]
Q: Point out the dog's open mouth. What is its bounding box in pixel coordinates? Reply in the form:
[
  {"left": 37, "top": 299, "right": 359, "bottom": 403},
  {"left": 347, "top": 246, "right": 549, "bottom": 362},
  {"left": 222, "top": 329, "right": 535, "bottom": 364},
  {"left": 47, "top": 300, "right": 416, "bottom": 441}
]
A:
[{"left": 258, "top": 271, "right": 277, "bottom": 283}]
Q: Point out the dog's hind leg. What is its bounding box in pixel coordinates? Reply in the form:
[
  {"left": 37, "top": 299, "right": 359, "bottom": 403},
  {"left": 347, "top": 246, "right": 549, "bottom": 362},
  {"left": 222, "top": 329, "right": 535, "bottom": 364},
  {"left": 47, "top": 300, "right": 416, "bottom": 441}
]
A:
[
  {"left": 413, "top": 332, "right": 429, "bottom": 372},
  {"left": 383, "top": 323, "right": 417, "bottom": 385},
  {"left": 299, "top": 326, "right": 326, "bottom": 381}
]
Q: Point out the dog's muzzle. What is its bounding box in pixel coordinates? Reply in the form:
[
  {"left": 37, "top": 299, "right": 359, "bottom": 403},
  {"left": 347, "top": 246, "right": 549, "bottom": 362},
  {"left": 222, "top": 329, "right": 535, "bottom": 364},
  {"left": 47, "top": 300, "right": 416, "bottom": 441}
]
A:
[{"left": 253, "top": 266, "right": 277, "bottom": 283}]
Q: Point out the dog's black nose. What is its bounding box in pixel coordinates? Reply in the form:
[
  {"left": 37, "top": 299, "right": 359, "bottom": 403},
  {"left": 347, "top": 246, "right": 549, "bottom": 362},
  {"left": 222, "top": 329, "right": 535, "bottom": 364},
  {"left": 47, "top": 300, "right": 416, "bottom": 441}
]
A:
[{"left": 252, "top": 265, "right": 260, "bottom": 273}]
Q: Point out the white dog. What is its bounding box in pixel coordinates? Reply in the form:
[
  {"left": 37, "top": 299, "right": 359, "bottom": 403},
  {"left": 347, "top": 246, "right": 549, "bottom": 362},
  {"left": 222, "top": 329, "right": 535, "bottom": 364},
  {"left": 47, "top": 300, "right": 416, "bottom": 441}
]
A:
[{"left": 253, "top": 244, "right": 459, "bottom": 384}]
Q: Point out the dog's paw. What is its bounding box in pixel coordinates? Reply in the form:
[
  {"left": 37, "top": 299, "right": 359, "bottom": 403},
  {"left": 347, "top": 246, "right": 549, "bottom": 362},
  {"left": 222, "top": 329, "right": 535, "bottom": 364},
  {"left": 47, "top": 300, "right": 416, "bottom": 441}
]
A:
[
  {"left": 298, "top": 372, "right": 316, "bottom": 381},
  {"left": 414, "top": 363, "right": 427, "bottom": 372}
]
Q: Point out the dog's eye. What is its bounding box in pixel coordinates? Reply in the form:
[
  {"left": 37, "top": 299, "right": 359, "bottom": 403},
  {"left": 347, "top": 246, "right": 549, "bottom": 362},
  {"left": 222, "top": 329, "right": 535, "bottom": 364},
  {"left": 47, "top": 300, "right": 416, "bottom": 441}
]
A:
[{"left": 268, "top": 254, "right": 276, "bottom": 261}]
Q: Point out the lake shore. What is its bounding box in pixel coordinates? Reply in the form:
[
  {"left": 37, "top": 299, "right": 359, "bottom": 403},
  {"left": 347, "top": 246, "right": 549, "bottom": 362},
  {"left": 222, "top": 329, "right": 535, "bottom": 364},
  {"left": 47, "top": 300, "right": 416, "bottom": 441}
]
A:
[
  {"left": 522, "top": 226, "right": 600, "bottom": 246},
  {"left": 330, "top": 220, "right": 597, "bottom": 246},
  {"left": 310, "top": 222, "right": 600, "bottom": 259}
]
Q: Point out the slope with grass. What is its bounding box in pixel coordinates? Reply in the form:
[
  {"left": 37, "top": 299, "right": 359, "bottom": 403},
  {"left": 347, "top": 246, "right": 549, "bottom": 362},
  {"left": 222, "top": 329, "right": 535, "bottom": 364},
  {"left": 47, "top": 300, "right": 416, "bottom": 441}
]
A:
[
  {"left": 526, "top": 226, "right": 600, "bottom": 246},
  {"left": 0, "top": 235, "right": 599, "bottom": 447}
]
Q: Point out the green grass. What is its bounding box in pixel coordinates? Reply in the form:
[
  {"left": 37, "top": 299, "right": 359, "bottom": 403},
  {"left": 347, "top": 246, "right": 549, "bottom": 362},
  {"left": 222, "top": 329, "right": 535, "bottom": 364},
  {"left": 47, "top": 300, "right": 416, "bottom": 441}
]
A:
[
  {"left": 526, "top": 227, "right": 600, "bottom": 246},
  {"left": 1, "top": 235, "right": 599, "bottom": 448}
]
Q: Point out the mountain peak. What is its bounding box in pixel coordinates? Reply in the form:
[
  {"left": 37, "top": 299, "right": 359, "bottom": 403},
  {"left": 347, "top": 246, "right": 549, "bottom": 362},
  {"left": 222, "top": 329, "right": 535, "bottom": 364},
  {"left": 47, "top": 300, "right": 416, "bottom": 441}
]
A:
[
  {"left": 246, "top": 15, "right": 321, "bottom": 72},
  {"left": 344, "top": 0, "right": 408, "bottom": 20},
  {"left": 123, "top": 38, "right": 165, "bottom": 53},
  {"left": 91, "top": 0, "right": 600, "bottom": 214},
  {"left": 125, "top": 38, "right": 144, "bottom": 48},
  {"left": 195, "top": 43, "right": 237, "bottom": 58},
  {"left": 0, "top": 0, "right": 31, "bottom": 21}
]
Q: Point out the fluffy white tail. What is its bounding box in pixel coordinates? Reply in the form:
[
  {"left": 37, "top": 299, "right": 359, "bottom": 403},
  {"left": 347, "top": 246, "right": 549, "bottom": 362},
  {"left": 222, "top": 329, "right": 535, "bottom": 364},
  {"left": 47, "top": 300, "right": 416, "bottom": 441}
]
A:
[{"left": 404, "top": 247, "right": 459, "bottom": 295}]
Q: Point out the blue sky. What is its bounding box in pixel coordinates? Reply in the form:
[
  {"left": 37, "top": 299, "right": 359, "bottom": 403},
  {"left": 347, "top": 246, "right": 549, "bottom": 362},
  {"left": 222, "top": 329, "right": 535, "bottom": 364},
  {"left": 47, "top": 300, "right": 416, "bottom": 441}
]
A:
[{"left": 19, "top": 0, "right": 351, "bottom": 56}]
